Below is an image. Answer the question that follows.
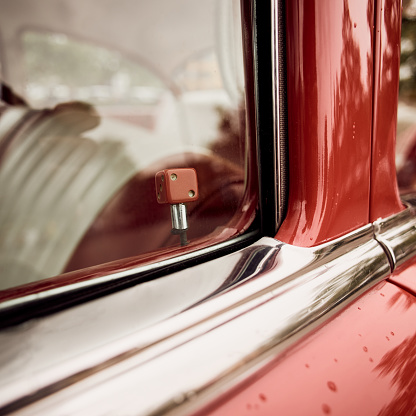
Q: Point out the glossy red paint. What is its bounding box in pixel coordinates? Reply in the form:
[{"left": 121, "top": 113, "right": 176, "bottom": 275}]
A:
[
  {"left": 370, "top": 0, "right": 404, "bottom": 221},
  {"left": 276, "top": 0, "right": 374, "bottom": 246},
  {"left": 389, "top": 257, "right": 416, "bottom": 298},
  {"left": 198, "top": 282, "right": 416, "bottom": 416}
]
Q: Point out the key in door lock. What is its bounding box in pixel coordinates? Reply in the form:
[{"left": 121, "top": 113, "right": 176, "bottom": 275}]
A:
[{"left": 155, "top": 168, "right": 199, "bottom": 246}]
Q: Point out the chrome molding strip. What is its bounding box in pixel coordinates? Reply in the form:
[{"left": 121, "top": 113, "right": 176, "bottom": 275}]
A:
[
  {"left": 271, "top": 0, "right": 287, "bottom": 229},
  {"left": 373, "top": 194, "right": 416, "bottom": 271},
  {"left": 2, "top": 225, "right": 391, "bottom": 415},
  {"left": 0, "top": 231, "right": 259, "bottom": 314}
]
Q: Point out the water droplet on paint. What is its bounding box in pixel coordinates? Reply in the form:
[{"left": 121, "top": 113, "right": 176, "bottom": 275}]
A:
[
  {"left": 327, "top": 381, "right": 337, "bottom": 392},
  {"left": 259, "top": 393, "right": 267, "bottom": 402}
]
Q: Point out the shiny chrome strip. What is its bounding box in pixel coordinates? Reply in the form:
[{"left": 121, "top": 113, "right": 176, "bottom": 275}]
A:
[
  {"left": 373, "top": 223, "right": 397, "bottom": 271},
  {"left": 373, "top": 194, "right": 416, "bottom": 271},
  {"left": 2, "top": 225, "right": 390, "bottom": 415},
  {"left": 0, "top": 231, "right": 259, "bottom": 313},
  {"left": 271, "top": 0, "right": 286, "bottom": 229}
]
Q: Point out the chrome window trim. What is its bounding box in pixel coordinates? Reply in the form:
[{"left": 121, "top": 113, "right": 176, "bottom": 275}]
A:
[
  {"left": 271, "top": 0, "right": 288, "bottom": 229},
  {"left": 0, "top": 231, "right": 259, "bottom": 316},
  {"left": 253, "top": 0, "right": 286, "bottom": 234},
  {"left": 270, "top": 0, "right": 280, "bottom": 228},
  {"left": 1, "top": 224, "right": 392, "bottom": 414}
]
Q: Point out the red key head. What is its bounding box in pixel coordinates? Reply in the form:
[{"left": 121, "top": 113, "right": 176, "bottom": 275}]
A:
[{"left": 155, "top": 168, "right": 199, "bottom": 204}]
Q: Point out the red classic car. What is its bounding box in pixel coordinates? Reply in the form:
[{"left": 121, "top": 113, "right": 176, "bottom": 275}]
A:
[{"left": 1, "top": 0, "right": 416, "bottom": 414}]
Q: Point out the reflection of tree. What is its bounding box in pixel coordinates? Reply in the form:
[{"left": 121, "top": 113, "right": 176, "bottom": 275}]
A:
[
  {"left": 375, "top": 332, "right": 416, "bottom": 416},
  {"left": 387, "top": 289, "right": 415, "bottom": 310},
  {"left": 382, "top": 0, "right": 400, "bottom": 85},
  {"left": 335, "top": 1, "right": 366, "bottom": 117},
  {"left": 329, "top": 0, "right": 371, "bottom": 196},
  {"left": 281, "top": 0, "right": 374, "bottom": 241},
  {"left": 399, "top": 3, "right": 416, "bottom": 103}
]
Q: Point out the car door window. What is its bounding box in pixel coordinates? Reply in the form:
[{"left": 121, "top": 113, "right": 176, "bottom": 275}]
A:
[{"left": 0, "top": 0, "right": 257, "bottom": 292}]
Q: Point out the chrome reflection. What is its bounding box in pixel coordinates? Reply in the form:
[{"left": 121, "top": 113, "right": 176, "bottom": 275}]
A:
[
  {"left": 373, "top": 193, "right": 416, "bottom": 270},
  {"left": 272, "top": 0, "right": 288, "bottom": 229},
  {"left": 0, "top": 231, "right": 258, "bottom": 313},
  {"left": 0, "top": 225, "right": 390, "bottom": 415}
]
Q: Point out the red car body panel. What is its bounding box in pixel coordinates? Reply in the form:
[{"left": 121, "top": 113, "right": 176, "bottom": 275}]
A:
[
  {"left": 198, "top": 281, "right": 416, "bottom": 416},
  {"left": 276, "top": 0, "right": 374, "bottom": 247},
  {"left": 370, "top": 0, "right": 404, "bottom": 221},
  {"left": 198, "top": 0, "right": 415, "bottom": 414}
]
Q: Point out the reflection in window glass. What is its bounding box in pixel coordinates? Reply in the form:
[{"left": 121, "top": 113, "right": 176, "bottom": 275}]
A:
[
  {"left": 0, "top": 0, "right": 255, "bottom": 291},
  {"left": 23, "top": 32, "right": 164, "bottom": 108},
  {"left": 175, "top": 51, "right": 223, "bottom": 91}
]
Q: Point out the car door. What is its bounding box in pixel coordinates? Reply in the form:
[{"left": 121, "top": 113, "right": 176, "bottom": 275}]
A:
[{"left": 1, "top": 0, "right": 416, "bottom": 415}]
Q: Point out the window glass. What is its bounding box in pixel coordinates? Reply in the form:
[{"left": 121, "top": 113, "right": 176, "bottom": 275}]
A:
[
  {"left": 23, "top": 31, "right": 164, "bottom": 108},
  {"left": 0, "top": 0, "right": 256, "bottom": 292}
]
